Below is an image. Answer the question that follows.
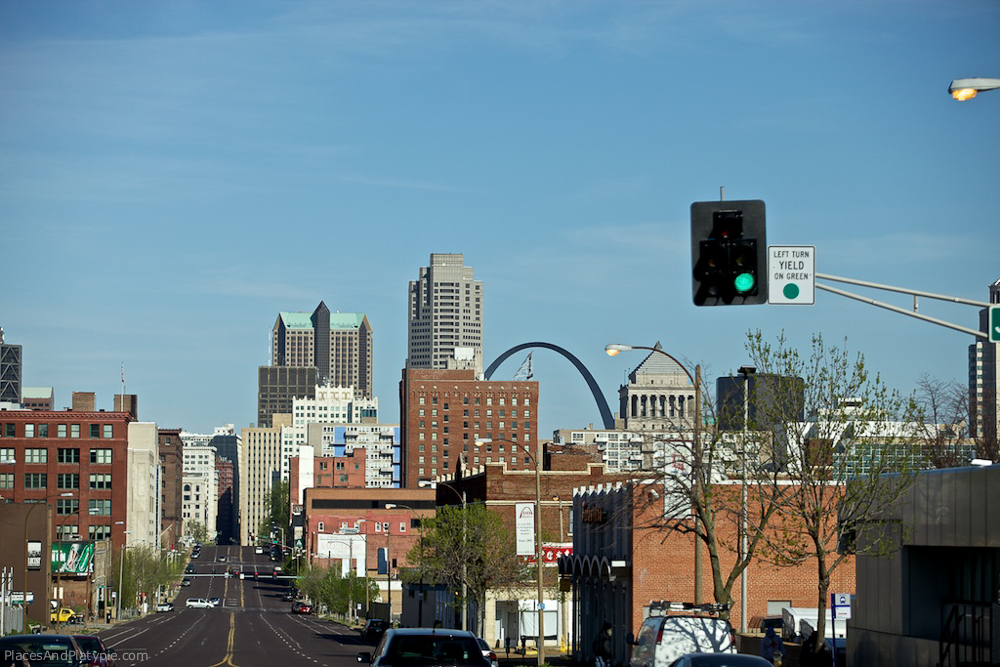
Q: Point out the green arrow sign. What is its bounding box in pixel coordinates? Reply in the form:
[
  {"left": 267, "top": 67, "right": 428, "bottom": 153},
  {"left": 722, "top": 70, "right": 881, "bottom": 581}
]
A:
[{"left": 990, "top": 305, "right": 1000, "bottom": 344}]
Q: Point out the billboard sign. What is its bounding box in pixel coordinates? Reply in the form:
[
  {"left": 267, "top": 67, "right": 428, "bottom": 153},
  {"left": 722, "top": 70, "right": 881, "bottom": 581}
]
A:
[
  {"left": 51, "top": 542, "right": 94, "bottom": 575},
  {"left": 515, "top": 503, "right": 535, "bottom": 557},
  {"left": 27, "top": 540, "right": 42, "bottom": 570}
]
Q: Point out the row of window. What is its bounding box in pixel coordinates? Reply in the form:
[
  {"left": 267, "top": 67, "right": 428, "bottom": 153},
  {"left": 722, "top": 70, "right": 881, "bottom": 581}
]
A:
[
  {"left": 0, "top": 447, "right": 113, "bottom": 464},
  {"left": 52, "top": 524, "right": 114, "bottom": 540},
  {"left": 10, "top": 472, "right": 115, "bottom": 492},
  {"left": 418, "top": 395, "right": 531, "bottom": 407},
  {"left": 44, "top": 497, "right": 114, "bottom": 515},
  {"left": 1, "top": 423, "right": 116, "bottom": 439}
]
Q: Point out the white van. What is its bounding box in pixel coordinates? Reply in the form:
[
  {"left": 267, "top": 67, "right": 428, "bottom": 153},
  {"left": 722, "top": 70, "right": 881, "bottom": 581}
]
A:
[
  {"left": 186, "top": 598, "right": 213, "bottom": 609},
  {"left": 629, "top": 615, "right": 736, "bottom": 667}
]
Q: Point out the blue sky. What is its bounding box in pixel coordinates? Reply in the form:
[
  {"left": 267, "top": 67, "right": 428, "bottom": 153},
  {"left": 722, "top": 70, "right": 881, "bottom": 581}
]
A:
[{"left": 2, "top": 1, "right": 998, "bottom": 435}]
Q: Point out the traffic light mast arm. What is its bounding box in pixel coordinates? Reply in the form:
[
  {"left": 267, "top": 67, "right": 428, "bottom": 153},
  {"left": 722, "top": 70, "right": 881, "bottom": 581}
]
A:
[{"left": 816, "top": 273, "right": 990, "bottom": 340}]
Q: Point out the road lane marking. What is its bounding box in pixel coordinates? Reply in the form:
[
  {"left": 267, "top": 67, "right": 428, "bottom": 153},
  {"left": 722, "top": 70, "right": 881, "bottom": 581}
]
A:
[{"left": 205, "top": 612, "right": 242, "bottom": 667}]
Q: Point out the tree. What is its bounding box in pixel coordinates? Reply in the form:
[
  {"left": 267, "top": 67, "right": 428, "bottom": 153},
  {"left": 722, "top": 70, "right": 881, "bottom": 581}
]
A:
[
  {"left": 914, "top": 374, "right": 996, "bottom": 466},
  {"left": 405, "top": 503, "right": 526, "bottom": 632},
  {"left": 258, "top": 479, "right": 291, "bottom": 545},
  {"left": 186, "top": 520, "right": 209, "bottom": 544},
  {"left": 746, "top": 331, "right": 924, "bottom": 657}
]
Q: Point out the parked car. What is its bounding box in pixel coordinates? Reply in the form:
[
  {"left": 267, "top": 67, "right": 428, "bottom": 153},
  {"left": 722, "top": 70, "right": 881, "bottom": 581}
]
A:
[
  {"left": 181, "top": 578, "right": 192, "bottom": 587},
  {"left": 291, "top": 602, "right": 312, "bottom": 614},
  {"left": 629, "top": 613, "right": 736, "bottom": 667},
  {"left": 667, "top": 655, "right": 771, "bottom": 667},
  {"left": 358, "top": 629, "right": 490, "bottom": 667},
  {"left": 186, "top": 598, "right": 213, "bottom": 609},
  {"left": 476, "top": 637, "right": 498, "bottom": 667},
  {"left": 155, "top": 602, "right": 174, "bottom": 612},
  {"left": 0, "top": 634, "right": 85, "bottom": 667},
  {"left": 50, "top": 607, "right": 78, "bottom": 624},
  {"left": 73, "top": 634, "right": 116, "bottom": 667},
  {"left": 359, "top": 618, "right": 389, "bottom": 643}
]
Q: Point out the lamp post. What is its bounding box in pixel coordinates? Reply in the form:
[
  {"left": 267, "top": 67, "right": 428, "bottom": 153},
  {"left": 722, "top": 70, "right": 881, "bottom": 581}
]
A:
[
  {"left": 948, "top": 77, "right": 1000, "bottom": 100},
  {"left": 21, "top": 491, "right": 72, "bottom": 632},
  {"left": 116, "top": 529, "right": 131, "bottom": 622},
  {"left": 606, "top": 343, "right": 703, "bottom": 604},
  {"left": 476, "top": 438, "right": 544, "bottom": 662},
  {"left": 421, "top": 478, "right": 468, "bottom": 631},
  {"left": 738, "top": 365, "right": 756, "bottom": 633}
]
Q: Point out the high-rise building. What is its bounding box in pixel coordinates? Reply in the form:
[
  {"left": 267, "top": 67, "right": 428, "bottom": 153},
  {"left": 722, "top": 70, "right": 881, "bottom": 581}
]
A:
[
  {"left": 271, "top": 301, "right": 373, "bottom": 396},
  {"left": 407, "top": 254, "right": 484, "bottom": 375},
  {"left": 969, "top": 278, "right": 1000, "bottom": 446},
  {"left": 240, "top": 414, "right": 291, "bottom": 545},
  {"left": 0, "top": 327, "right": 22, "bottom": 405},
  {"left": 399, "top": 368, "right": 538, "bottom": 487}
]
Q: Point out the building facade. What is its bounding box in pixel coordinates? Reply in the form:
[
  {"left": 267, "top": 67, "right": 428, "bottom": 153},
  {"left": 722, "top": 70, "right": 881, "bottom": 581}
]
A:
[
  {"left": 0, "top": 328, "right": 21, "bottom": 405},
  {"left": 157, "top": 428, "right": 184, "bottom": 548},
  {"left": 399, "top": 368, "right": 539, "bottom": 487},
  {"left": 182, "top": 443, "right": 218, "bottom": 542},
  {"left": 125, "top": 422, "right": 160, "bottom": 547},
  {"left": 307, "top": 422, "right": 400, "bottom": 488},
  {"left": 257, "top": 365, "right": 317, "bottom": 429},
  {"left": 240, "top": 414, "right": 290, "bottom": 545},
  {"left": 407, "top": 253, "right": 484, "bottom": 375}
]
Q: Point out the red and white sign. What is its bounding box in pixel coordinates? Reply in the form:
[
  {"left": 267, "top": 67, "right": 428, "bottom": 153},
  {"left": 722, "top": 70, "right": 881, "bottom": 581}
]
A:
[{"left": 522, "top": 543, "right": 573, "bottom": 564}]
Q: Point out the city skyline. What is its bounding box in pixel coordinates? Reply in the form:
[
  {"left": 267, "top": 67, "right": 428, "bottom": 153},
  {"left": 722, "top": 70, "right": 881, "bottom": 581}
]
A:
[{"left": 2, "top": 2, "right": 998, "bottom": 436}]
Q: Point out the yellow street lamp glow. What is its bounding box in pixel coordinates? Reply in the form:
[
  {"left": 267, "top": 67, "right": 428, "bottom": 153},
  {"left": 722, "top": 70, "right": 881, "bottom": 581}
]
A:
[{"left": 948, "top": 77, "right": 1000, "bottom": 101}]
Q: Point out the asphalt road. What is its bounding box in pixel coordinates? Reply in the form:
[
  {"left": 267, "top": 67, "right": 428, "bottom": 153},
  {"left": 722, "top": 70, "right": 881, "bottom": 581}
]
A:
[{"left": 96, "top": 545, "right": 370, "bottom": 667}]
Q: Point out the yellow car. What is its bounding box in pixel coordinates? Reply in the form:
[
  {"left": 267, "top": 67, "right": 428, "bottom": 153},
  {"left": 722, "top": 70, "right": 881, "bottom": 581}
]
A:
[{"left": 50, "top": 607, "right": 77, "bottom": 623}]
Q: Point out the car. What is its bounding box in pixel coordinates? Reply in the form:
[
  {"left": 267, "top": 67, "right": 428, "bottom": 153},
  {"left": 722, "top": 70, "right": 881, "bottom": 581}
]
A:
[
  {"left": 0, "top": 634, "right": 85, "bottom": 667},
  {"left": 255, "top": 546, "right": 264, "bottom": 555},
  {"left": 49, "top": 606, "right": 78, "bottom": 623},
  {"left": 360, "top": 618, "right": 389, "bottom": 643},
  {"left": 629, "top": 612, "right": 736, "bottom": 667},
  {"left": 358, "top": 629, "right": 491, "bottom": 667},
  {"left": 181, "top": 577, "right": 192, "bottom": 587},
  {"left": 185, "top": 565, "right": 196, "bottom": 574},
  {"left": 186, "top": 598, "right": 213, "bottom": 609},
  {"left": 73, "top": 634, "right": 116, "bottom": 667},
  {"left": 217, "top": 555, "right": 226, "bottom": 562},
  {"left": 208, "top": 597, "right": 221, "bottom": 608},
  {"left": 155, "top": 602, "right": 174, "bottom": 612},
  {"left": 475, "top": 637, "right": 498, "bottom": 667},
  {"left": 291, "top": 602, "right": 312, "bottom": 614},
  {"left": 667, "top": 655, "right": 771, "bottom": 667}
]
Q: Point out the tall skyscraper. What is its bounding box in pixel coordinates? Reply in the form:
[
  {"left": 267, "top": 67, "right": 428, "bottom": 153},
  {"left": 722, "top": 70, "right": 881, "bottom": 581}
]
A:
[
  {"left": 271, "top": 301, "right": 373, "bottom": 396},
  {"left": 969, "top": 278, "right": 1000, "bottom": 446},
  {"left": 260, "top": 302, "right": 373, "bottom": 427},
  {"left": 407, "top": 254, "right": 484, "bottom": 375}
]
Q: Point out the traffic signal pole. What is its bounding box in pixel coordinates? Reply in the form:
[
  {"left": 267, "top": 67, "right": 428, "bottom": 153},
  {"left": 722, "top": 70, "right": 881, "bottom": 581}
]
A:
[{"left": 816, "top": 273, "right": 993, "bottom": 340}]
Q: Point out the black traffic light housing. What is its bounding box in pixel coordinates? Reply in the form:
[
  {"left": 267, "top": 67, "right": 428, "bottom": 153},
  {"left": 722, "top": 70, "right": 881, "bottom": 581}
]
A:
[{"left": 691, "top": 199, "right": 767, "bottom": 306}]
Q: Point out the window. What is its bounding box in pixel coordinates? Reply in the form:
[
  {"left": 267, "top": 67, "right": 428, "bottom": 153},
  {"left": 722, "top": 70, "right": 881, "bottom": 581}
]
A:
[
  {"left": 4, "top": 424, "right": 14, "bottom": 437},
  {"left": 57, "top": 448, "right": 81, "bottom": 464},
  {"left": 38, "top": 423, "right": 49, "bottom": 438},
  {"left": 339, "top": 474, "right": 348, "bottom": 483},
  {"left": 90, "top": 498, "right": 112, "bottom": 515},
  {"left": 374, "top": 522, "right": 382, "bottom": 533},
  {"left": 56, "top": 498, "right": 79, "bottom": 515},
  {"left": 90, "top": 424, "right": 100, "bottom": 438},
  {"left": 90, "top": 449, "right": 112, "bottom": 464},
  {"left": 0, "top": 473, "right": 13, "bottom": 489},
  {"left": 0, "top": 447, "right": 12, "bottom": 461},
  {"left": 317, "top": 521, "right": 325, "bottom": 532},
  {"left": 89, "top": 525, "right": 111, "bottom": 541},
  {"left": 57, "top": 424, "right": 67, "bottom": 438},
  {"left": 57, "top": 473, "right": 80, "bottom": 489},
  {"left": 70, "top": 424, "right": 80, "bottom": 438},
  {"left": 89, "top": 474, "right": 112, "bottom": 490},
  {"left": 103, "top": 425, "right": 113, "bottom": 438},
  {"left": 25, "top": 448, "right": 47, "bottom": 464},
  {"left": 25, "top": 424, "right": 34, "bottom": 438},
  {"left": 56, "top": 524, "right": 77, "bottom": 540},
  {"left": 399, "top": 522, "right": 407, "bottom": 533}
]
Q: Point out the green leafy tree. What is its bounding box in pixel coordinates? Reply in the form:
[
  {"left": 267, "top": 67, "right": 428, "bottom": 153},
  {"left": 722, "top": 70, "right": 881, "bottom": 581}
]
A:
[
  {"left": 746, "top": 331, "right": 924, "bottom": 657},
  {"left": 186, "top": 520, "right": 209, "bottom": 544},
  {"left": 406, "top": 503, "right": 526, "bottom": 631},
  {"left": 258, "top": 479, "right": 291, "bottom": 546}
]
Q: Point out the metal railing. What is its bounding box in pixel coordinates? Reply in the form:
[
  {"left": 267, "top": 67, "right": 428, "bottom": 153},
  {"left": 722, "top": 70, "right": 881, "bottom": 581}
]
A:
[{"left": 939, "top": 601, "right": 992, "bottom": 667}]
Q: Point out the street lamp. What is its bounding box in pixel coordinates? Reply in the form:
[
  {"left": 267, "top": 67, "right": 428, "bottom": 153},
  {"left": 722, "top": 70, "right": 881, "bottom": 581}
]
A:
[
  {"left": 605, "top": 343, "right": 704, "bottom": 604},
  {"left": 116, "top": 527, "right": 130, "bottom": 622},
  {"left": 20, "top": 491, "right": 72, "bottom": 632},
  {"left": 478, "top": 438, "right": 544, "bottom": 666},
  {"left": 737, "top": 365, "right": 756, "bottom": 634},
  {"left": 948, "top": 77, "right": 1000, "bottom": 100},
  {"left": 420, "top": 479, "right": 468, "bottom": 631}
]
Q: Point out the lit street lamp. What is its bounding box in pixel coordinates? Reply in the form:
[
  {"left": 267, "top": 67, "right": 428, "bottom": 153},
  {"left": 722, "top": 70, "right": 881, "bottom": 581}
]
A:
[
  {"left": 948, "top": 77, "right": 1000, "bottom": 101},
  {"left": 605, "top": 343, "right": 704, "bottom": 604}
]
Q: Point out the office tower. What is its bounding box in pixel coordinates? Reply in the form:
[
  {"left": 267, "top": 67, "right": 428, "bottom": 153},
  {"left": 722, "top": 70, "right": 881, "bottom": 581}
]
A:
[
  {"left": 240, "top": 414, "right": 290, "bottom": 545},
  {"left": 407, "top": 254, "right": 484, "bottom": 375},
  {"left": 399, "top": 368, "right": 538, "bottom": 488},
  {"left": 969, "top": 278, "right": 1000, "bottom": 445},
  {"left": 0, "top": 328, "right": 21, "bottom": 404},
  {"left": 271, "top": 301, "right": 373, "bottom": 397}
]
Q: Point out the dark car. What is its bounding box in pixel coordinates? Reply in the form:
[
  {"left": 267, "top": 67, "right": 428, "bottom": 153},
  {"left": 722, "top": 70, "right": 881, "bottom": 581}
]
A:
[
  {"left": 358, "top": 629, "right": 490, "bottom": 667},
  {"left": 72, "top": 635, "right": 116, "bottom": 667},
  {"left": 667, "top": 655, "right": 771, "bottom": 667},
  {"left": 360, "top": 618, "right": 389, "bottom": 643},
  {"left": 0, "top": 634, "right": 86, "bottom": 666}
]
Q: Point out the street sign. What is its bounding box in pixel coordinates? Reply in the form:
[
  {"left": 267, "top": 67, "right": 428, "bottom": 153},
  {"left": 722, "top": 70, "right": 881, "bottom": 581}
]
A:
[
  {"left": 990, "top": 305, "right": 1000, "bottom": 343},
  {"left": 831, "top": 592, "right": 852, "bottom": 620},
  {"left": 768, "top": 246, "right": 815, "bottom": 305}
]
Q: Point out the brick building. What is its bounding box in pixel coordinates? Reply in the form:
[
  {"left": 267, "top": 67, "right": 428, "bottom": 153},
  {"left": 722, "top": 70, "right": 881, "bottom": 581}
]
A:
[
  {"left": 562, "top": 482, "right": 856, "bottom": 667},
  {"left": 157, "top": 429, "right": 184, "bottom": 548},
  {"left": 399, "top": 368, "right": 539, "bottom": 487},
  {"left": 301, "top": 486, "right": 435, "bottom": 622}
]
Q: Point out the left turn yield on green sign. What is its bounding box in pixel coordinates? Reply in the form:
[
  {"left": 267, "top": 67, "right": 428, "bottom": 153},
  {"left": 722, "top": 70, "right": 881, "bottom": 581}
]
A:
[{"left": 767, "top": 246, "right": 815, "bottom": 305}]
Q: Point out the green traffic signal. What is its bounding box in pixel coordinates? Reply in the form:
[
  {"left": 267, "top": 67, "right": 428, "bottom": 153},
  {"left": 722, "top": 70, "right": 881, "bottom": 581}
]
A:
[{"left": 734, "top": 272, "right": 756, "bottom": 294}]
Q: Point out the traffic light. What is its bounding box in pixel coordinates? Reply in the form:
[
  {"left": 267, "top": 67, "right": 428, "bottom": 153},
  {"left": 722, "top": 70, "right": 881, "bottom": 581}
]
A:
[{"left": 691, "top": 199, "right": 767, "bottom": 306}]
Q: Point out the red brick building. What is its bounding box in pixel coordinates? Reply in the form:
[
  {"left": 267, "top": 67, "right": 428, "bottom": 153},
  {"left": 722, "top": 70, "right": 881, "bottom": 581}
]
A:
[
  {"left": 399, "top": 368, "right": 539, "bottom": 487},
  {"left": 157, "top": 428, "right": 184, "bottom": 549}
]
